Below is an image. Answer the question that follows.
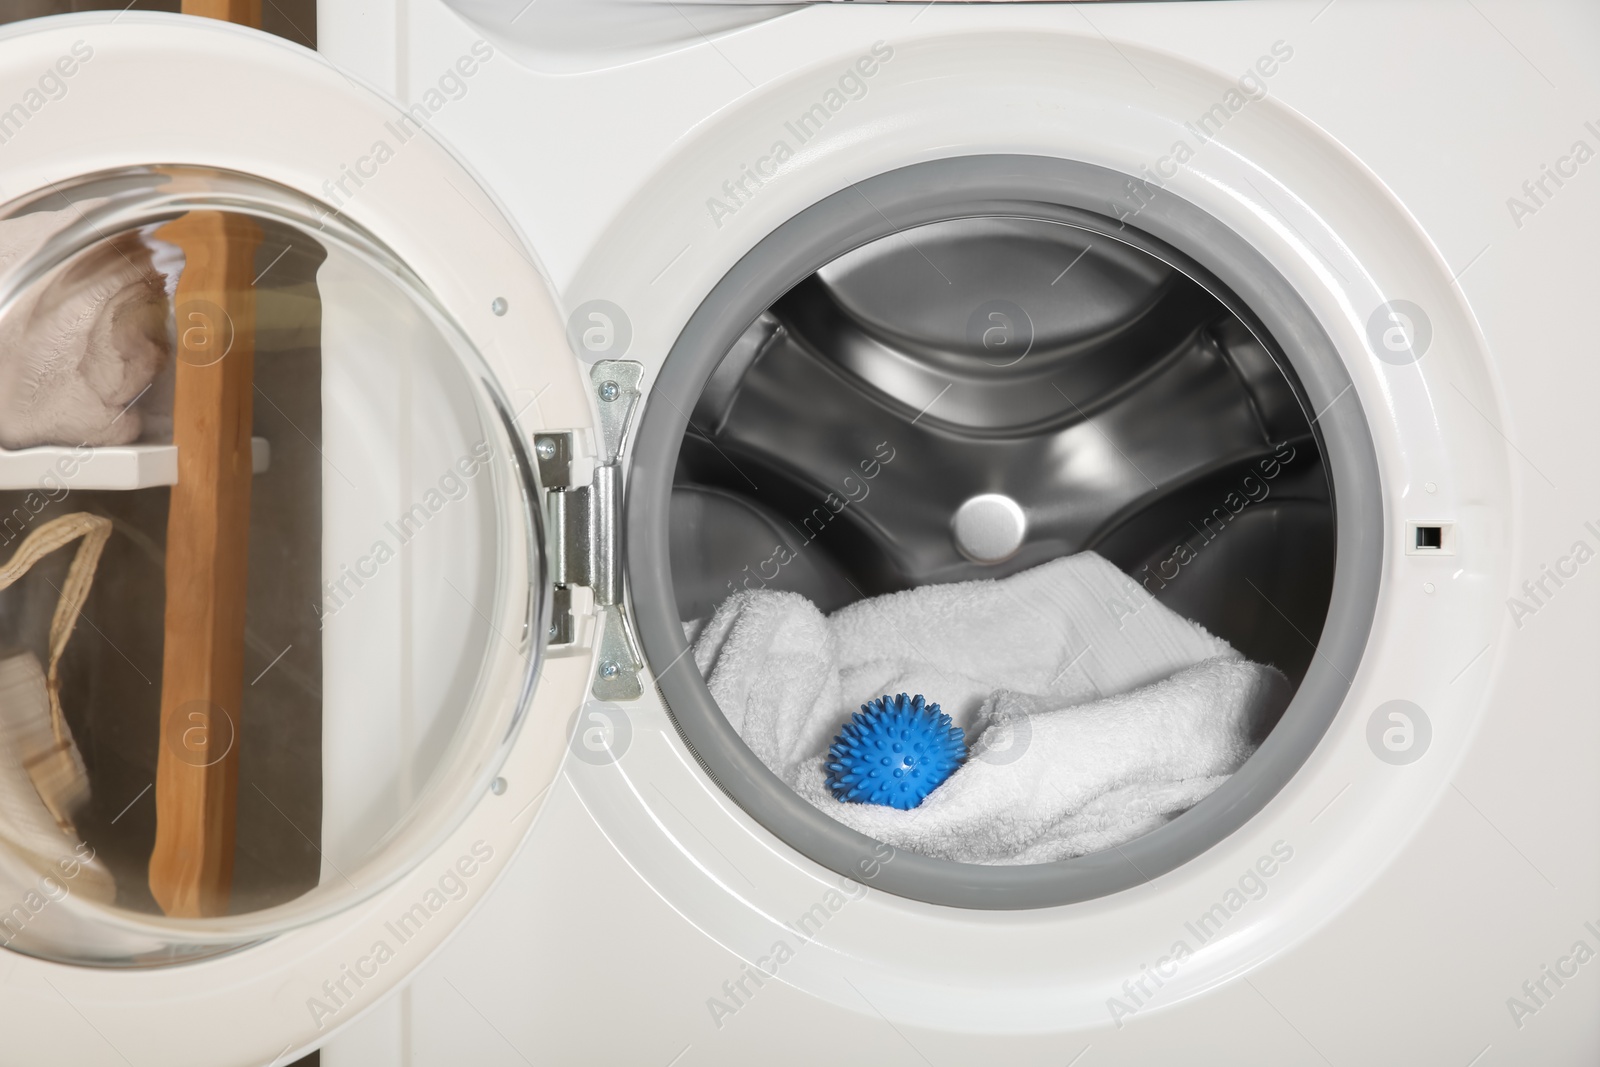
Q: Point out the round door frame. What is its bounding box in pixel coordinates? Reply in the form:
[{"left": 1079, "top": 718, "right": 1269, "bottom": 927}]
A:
[
  {"left": 0, "top": 14, "right": 591, "bottom": 1065},
  {"left": 626, "top": 153, "right": 1384, "bottom": 910}
]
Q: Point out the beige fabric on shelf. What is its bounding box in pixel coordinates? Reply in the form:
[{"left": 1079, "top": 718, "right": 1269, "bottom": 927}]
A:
[{"left": 0, "top": 205, "right": 173, "bottom": 450}]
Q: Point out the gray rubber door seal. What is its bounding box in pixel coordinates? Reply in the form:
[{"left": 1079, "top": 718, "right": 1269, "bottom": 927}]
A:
[{"left": 625, "top": 155, "right": 1382, "bottom": 910}]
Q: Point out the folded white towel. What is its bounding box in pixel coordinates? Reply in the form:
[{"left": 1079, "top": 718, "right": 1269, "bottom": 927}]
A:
[
  {"left": 692, "top": 553, "right": 1288, "bottom": 865},
  {"left": 0, "top": 206, "right": 174, "bottom": 450}
]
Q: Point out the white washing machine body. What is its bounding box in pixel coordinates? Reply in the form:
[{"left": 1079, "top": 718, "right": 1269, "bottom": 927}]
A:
[
  {"left": 323, "top": 2, "right": 1600, "bottom": 1064},
  {"left": 0, "top": 2, "right": 1595, "bottom": 1065}
]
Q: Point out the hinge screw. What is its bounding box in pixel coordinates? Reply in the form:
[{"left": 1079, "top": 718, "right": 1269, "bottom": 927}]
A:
[
  {"left": 535, "top": 437, "right": 557, "bottom": 461},
  {"left": 598, "top": 380, "right": 620, "bottom": 403},
  {"left": 599, "top": 660, "right": 620, "bottom": 679}
]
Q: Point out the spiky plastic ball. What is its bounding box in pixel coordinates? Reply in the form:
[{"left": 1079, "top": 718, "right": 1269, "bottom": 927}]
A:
[{"left": 825, "top": 693, "right": 966, "bottom": 809}]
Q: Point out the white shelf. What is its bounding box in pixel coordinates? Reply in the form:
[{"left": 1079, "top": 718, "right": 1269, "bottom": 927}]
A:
[{"left": 0, "top": 438, "right": 271, "bottom": 491}]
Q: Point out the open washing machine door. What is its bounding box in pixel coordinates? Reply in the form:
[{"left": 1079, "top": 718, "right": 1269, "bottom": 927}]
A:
[{"left": 0, "top": 12, "right": 601, "bottom": 1066}]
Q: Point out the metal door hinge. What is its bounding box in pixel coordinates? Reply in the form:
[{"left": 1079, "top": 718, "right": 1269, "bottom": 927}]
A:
[{"left": 535, "top": 360, "right": 644, "bottom": 701}]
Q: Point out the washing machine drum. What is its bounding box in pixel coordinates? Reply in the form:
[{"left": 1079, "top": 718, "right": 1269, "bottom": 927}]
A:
[
  {"left": 672, "top": 216, "right": 1334, "bottom": 681},
  {"left": 637, "top": 172, "right": 1372, "bottom": 908}
]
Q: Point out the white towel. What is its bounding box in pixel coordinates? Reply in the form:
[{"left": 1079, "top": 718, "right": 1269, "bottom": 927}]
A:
[
  {"left": 692, "top": 553, "right": 1288, "bottom": 865},
  {"left": 0, "top": 205, "right": 174, "bottom": 450}
]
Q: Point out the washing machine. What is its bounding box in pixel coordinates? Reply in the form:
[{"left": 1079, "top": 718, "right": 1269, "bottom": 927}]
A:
[{"left": 0, "top": 1, "right": 1594, "bottom": 1064}]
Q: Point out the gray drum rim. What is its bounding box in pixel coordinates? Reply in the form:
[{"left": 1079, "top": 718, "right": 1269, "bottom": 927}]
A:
[{"left": 625, "top": 154, "right": 1382, "bottom": 910}]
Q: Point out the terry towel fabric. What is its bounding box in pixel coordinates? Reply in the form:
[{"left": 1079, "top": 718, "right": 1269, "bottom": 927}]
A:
[
  {"left": 0, "top": 205, "right": 176, "bottom": 450},
  {"left": 691, "top": 552, "right": 1289, "bottom": 865}
]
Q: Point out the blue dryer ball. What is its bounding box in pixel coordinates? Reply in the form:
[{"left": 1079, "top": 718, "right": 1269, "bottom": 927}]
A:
[{"left": 825, "top": 693, "right": 966, "bottom": 810}]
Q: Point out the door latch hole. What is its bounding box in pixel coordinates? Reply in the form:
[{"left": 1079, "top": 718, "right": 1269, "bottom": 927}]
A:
[{"left": 1405, "top": 520, "right": 1454, "bottom": 555}]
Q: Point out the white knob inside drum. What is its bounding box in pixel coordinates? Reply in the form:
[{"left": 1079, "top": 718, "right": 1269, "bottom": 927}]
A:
[{"left": 951, "top": 493, "right": 1028, "bottom": 564}]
